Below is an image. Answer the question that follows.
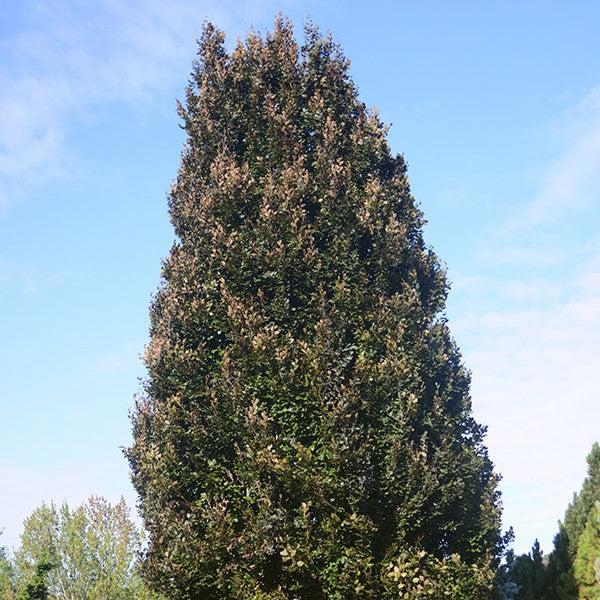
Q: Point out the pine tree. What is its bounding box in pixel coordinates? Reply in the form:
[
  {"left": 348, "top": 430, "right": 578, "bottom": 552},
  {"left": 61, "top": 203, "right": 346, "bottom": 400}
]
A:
[
  {"left": 127, "top": 18, "right": 504, "bottom": 599},
  {"left": 506, "top": 540, "right": 547, "bottom": 600},
  {"left": 544, "top": 528, "right": 575, "bottom": 600},
  {"left": 564, "top": 444, "right": 600, "bottom": 560},
  {"left": 573, "top": 502, "right": 600, "bottom": 599},
  {"left": 531, "top": 539, "right": 547, "bottom": 599}
]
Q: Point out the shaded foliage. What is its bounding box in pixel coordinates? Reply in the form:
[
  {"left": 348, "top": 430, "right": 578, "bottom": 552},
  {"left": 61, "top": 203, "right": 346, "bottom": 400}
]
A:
[
  {"left": 16, "top": 561, "right": 52, "bottom": 600},
  {"left": 507, "top": 541, "right": 546, "bottom": 600}
]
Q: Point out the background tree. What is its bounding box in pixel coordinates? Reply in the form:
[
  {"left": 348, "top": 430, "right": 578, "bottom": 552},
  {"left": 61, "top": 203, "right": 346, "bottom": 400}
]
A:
[
  {"left": 496, "top": 550, "right": 521, "bottom": 600},
  {"left": 530, "top": 540, "right": 548, "bottom": 599},
  {"left": 544, "top": 528, "right": 576, "bottom": 600},
  {"left": 0, "top": 534, "right": 16, "bottom": 600},
  {"left": 573, "top": 502, "right": 600, "bottom": 599},
  {"left": 13, "top": 497, "right": 161, "bottom": 600},
  {"left": 505, "top": 444, "right": 600, "bottom": 600},
  {"left": 127, "top": 17, "right": 505, "bottom": 599},
  {"left": 506, "top": 540, "right": 547, "bottom": 600},
  {"left": 563, "top": 444, "right": 600, "bottom": 560}
]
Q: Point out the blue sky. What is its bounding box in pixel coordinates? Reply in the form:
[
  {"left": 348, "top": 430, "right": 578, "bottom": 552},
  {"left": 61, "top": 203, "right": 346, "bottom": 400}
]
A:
[{"left": 1, "top": 0, "right": 600, "bottom": 555}]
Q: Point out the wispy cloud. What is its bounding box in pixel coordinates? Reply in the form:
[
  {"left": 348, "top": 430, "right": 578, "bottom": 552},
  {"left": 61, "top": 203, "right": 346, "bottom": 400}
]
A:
[
  {"left": 477, "top": 244, "right": 568, "bottom": 268},
  {"left": 0, "top": 0, "right": 302, "bottom": 212},
  {"left": 505, "top": 86, "right": 600, "bottom": 231},
  {"left": 0, "top": 258, "right": 66, "bottom": 296},
  {"left": 92, "top": 340, "right": 144, "bottom": 374}
]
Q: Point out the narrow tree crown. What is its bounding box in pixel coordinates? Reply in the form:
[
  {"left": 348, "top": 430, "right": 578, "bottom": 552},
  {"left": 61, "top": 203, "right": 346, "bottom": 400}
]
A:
[{"left": 128, "top": 18, "right": 503, "bottom": 599}]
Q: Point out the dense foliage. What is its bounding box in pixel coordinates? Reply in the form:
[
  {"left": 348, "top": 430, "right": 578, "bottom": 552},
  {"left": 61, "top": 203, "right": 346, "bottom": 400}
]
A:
[
  {"left": 0, "top": 498, "right": 162, "bottom": 600},
  {"left": 506, "top": 443, "right": 600, "bottom": 599},
  {"left": 126, "top": 17, "right": 505, "bottom": 599}
]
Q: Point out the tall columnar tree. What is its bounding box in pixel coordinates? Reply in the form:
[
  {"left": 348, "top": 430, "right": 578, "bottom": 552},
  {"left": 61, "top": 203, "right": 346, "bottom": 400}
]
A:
[{"left": 127, "top": 18, "right": 504, "bottom": 599}]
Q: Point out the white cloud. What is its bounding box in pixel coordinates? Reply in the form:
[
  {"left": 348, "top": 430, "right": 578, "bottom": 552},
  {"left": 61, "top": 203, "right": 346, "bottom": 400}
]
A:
[{"left": 454, "top": 248, "right": 600, "bottom": 552}]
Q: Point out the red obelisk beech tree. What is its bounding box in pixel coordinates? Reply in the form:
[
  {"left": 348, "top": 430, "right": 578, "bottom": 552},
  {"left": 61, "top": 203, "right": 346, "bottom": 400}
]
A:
[{"left": 128, "top": 18, "right": 504, "bottom": 599}]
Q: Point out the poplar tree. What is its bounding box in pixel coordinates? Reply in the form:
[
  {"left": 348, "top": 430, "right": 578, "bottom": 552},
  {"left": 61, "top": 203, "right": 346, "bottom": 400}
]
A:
[
  {"left": 13, "top": 498, "right": 161, "bottom": 600},
  {"left": 127, "top": 18, "right": 504, "bottom": 599}
]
